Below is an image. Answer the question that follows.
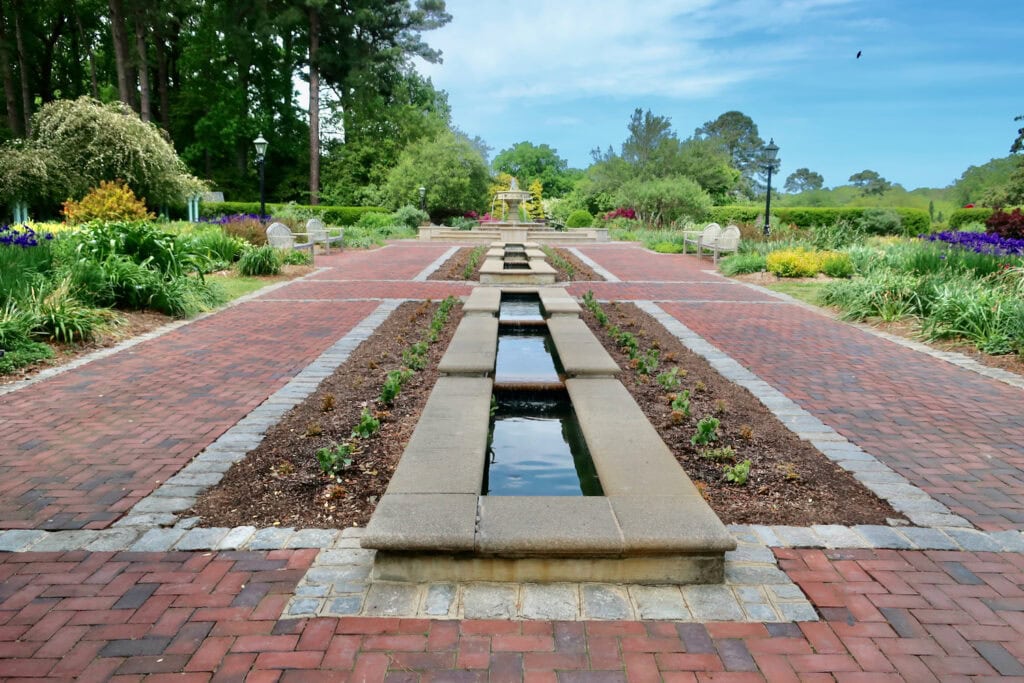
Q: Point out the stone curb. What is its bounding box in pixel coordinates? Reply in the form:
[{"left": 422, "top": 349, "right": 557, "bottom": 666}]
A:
[
  {"left": 733, "top": 277, "right": 1024, "bottom": 391},
  {"left": 0, "top": 267, "right": 332, "bottom": 398},
  {"left": 112, "top": 298, "right": 406, "bottom": 529},
  {"left": 412, "top": 246, "right": 460, "bottom": 281},
  {"left": 567, "top": 247, "right": 620, "bottom": 282},
  {"left": 636, "top": 300, "right": 973, "bottom": 530}
]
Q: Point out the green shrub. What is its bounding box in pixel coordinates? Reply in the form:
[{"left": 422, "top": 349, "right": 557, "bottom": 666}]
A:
[
  {"left": 32, "top": 280, "right": 108, "bottom": 342},
  {"left": 316, "top": 442, "right": 354, "bottom": 477},
  {"left": 200, "top": 202, "right": 387, "bottom": 226},
  {"left": 652, "top": 241, "right": 684, "bottom": 253},
  {"left": 281, "top": 249, "right": 312, "bottom": 266},
  {"left": 858, "top": 208, "right": 902, "bottom": 235},
  {"left": 0, "top": 331, "right": 53, "bottom": 373},
  {"left": 766, "top": 249, "right": 820, "bottom": 278},
  {"left": 184, "top": 228, "right": 247, "bottom": 271},
  {"left": 565, "top": 209, "right": 594, "bottom": 228},
  {"left": 948, "top": 207, "right": 995, "bottom": 230},
  {"left": 811, "top": 220, "right": 865, "bottom": 249},
  {"left": 708, "top": 206, "right": 929, "bottom": 235},
  {"left": 391, "top": 205, "right": 429, "bottom": 230},
  {"left": 719, "top": 252, "right": 766, "bottom": 275},
  {"left": 356, "top": 211, "right": 399, "bottom": 230},
  {"left": 238, "top": 245, "right": 281, "bottom": 276},
  {"left": 820, "top": 252, "right": 854, "bottom": 278}
]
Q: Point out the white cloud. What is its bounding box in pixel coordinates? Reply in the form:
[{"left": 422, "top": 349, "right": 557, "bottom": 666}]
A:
[{"left": 419, "top": 0, "right": 859, "bottom": 102}]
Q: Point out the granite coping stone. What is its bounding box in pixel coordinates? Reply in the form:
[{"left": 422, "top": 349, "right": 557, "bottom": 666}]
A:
[
  {"left": 476, "top": 496, "right": 624, "bottom": 555},
  {"left": 437, "top": 316, "right": 498, "bottom": 376},
  {"left": 382, "top": 377, "right": 492, "bottom": 495},
  {"left": 362, "top": 493, "right": 478, "bottom": 552},
  {"left": 610, "top": 496, "right": 736, "bottom": 553},
  {"left": 462, "top": 287, "right": 501, "bottom": 315},
  {"left": 547, "top": 317, "right": 620, "bottom": 377},
  {"left": 538, "top": 288, "right": 581, "bottom": 316}
]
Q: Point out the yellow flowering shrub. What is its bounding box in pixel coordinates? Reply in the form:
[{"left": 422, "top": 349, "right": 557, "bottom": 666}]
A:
[
  {"left": 62, "top": 180, "right": 154, "bottom": 225},
  {"left": 766, "top": 248, "right": 821, "bottom": 278}
]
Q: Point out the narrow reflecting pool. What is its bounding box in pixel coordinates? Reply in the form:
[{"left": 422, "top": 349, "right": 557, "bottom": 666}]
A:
[
  {"left": 499, "top": 293, "right": 544, "bottom": 322},
  {"left": 494, "top": 329, "right": 562, "bottom": 384},
  {"left": 483, "top": 392, "right": 603, "bottom": 496}
]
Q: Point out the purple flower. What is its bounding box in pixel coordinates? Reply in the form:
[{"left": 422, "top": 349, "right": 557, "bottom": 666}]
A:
[{"left": 921, "top": 231, "right": 1024, "bottom": 257}]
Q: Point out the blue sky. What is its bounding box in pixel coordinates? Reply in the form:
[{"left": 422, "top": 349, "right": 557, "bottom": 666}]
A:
[{"left": 417, "top": 0, "right": 1023, "bottom": 190}]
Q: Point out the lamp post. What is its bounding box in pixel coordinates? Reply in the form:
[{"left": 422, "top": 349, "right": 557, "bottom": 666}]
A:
[
  {"left": 254, "top": 133, "right": 268, "bottom": 219},
  {"left": 418, "top": 186, "right": 426, "bottom": 212},
  {"left": 762, "top": 138, "right": 779, "bottom": 237}
]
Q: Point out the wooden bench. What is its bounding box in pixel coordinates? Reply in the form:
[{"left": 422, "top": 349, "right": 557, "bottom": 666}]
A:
[{"left": 265, "top": 220, "right": 344, "bottom": 255}]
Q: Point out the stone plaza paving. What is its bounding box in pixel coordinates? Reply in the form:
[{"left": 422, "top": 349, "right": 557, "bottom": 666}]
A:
[{"left": 2, "top": 242, "right": 1024, "bottom": 680}]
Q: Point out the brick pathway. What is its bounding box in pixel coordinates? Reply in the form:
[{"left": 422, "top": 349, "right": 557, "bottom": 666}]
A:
[
  {"left": 2, "top": 548, "right": 1023, "bottom": 680},
  {"left": 3, "top": 240, "right": 1024, "bottom": 680}
]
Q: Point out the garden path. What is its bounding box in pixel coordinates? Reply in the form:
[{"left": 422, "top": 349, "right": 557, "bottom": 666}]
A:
[{"left": 1, "top": 240, "right": 1023, "bottom": 681}]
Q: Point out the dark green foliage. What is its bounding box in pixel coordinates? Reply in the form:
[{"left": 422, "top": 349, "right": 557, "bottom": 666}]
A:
[
  {"left": 857, "top": 208, "right": 902, "bottom": 235},
  {"left": 200, "top": 202, "right": 387, "bottom": 225},
  {"left": 238, "top": 245, "right": 282, "bottom": 276},
  {"left": 0, "top": 334, "right": 53, "bottom": 374},
  {"left": 706, "top": 206, "right": 929, "bottom": 235},
  {"left": 691, "top": 417, "right": 721, "bottom": 446},
  {"left": 565, "top": 210, "right": 594, "bottom": 228},
  {"left": 352, "top": 407, "right": 380, "bottom": 439},
  {"left": 316, "top": 442, "right": 354, "bottom": 477},
  {"left": 718, "top": 252, "right": 766, "bottom": 275},
  {"left": 949, "top": 208, "right": 995, "bottom": 229}
]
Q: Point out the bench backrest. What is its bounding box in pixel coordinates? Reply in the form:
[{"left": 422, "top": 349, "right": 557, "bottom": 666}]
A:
[
  {"left": 306, "top": 218, "right": 327, "bottom": 242},
  {"left": 266, "top": 222, "right": 294, "bottom": 248},
  {"left": 701, "top": 222, "right": 722, "bottom": 242},
  {"left": 717, "top": 225, "right": 740, "bottom": 251}
]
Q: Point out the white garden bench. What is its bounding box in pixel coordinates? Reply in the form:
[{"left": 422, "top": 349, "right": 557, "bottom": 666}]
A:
[
  {"left": 265, "top": 219, "right": 344, "bottom": 254},
  {"left": 683, "top": 223, "right": 741, "bottom": 263}
]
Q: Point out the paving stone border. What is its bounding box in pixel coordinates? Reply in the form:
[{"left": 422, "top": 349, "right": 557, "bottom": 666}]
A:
[
  {"left": 0, "top": 267, "right": 330, "bottom": 397},
  {"left": 283, "top": 529, "right": 816, "bottom": 622},
  {"left": 734, "top": 276, "right": 1024, "bottom": 391},
  {"left": 107, "top": 298, "right": 406, "bottom": 528},
  {"left": 412, "top": 245, "right": 460, "bottom": 281},
  {"left": 567, "top": 247, "right": 620, "bottom": 282},
  {"left": 637, "top": 300, "right": 973, "bottom": 530}
]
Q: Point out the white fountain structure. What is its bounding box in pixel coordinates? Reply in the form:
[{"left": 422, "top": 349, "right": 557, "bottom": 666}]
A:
[{"left": 490, "top": 177, "right": 537, "bottom": 242}]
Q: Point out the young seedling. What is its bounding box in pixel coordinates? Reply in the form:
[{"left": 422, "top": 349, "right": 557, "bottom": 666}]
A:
[
  {"left": 690, "top": 416, "right": 720, "bottom": 446},
  {"left": 723, "top": 460, "right": 751, "bottom": 485}
]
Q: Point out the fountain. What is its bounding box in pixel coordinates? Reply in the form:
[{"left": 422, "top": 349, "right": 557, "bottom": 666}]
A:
[{"left": 490, "top": 177, "right": 534, "bottom": 240}]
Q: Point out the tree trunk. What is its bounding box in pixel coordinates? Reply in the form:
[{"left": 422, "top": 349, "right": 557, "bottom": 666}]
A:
[
  {"left": 0, "top": 0, "right": 22, "bottom": 136},
  {"left": 308, "top": 7, "right": 320, "bottom": 205},
  {"left": 132, "top": 6, "right": 150, "bottom": 121},
  {"left": 11, "top": 0, "right": 30, "bottom": 135},
  {"left": 76, "top": 11, "right": 99, "bottom": 98},
  {"left": 39, "top": 11, "right": 67, "bottom": 102},
  {"left": 155, "top": 36, "right": 169, "bottom": 129},
  {"left": 108, "top": 0, "right": 135, "bottom": 109}
]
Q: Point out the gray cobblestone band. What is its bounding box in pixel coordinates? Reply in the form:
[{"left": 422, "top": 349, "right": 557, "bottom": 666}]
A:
[
  {"left": 413, "top": 246, "right": 460, "bottom": 281},
  {"left": 567, "top": 247, "right": 620, "bottom": 282},
  {"left": 111, "top": 298, "right": 405, "bottom": 528},
  {"left": 0, "top": 267, "right": 330, "bottom": 397},
  {"left": 637, "top": 300, "right": 973, "bottom": 529},
  {"left": 735, "top": 278, "right": 1024, "bottom": 391}
]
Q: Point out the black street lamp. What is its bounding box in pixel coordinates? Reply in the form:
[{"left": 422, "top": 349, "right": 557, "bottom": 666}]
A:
[
  {"left": 254, "top": 133, "right": 269, "bottom": 218},
  {"left": 762, "top": 138, "right": 779, "bottom": 237},
  {"left": 418, "top": 186, "right": 426, "bottom": 212}
]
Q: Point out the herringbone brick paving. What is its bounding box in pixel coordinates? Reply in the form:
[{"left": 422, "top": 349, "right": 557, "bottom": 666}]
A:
[
  {"left": 3, "top": 241, "right": 1024, "bottom": 679},
  {"left": 0, "top": 301, "right": 379, "bottom": 531},
  {"left": 2, "top": 548, "right": 1023, "bottom": 680},
  {"left": 660, "top": 301, "right": 1024, "bottom": 532}
]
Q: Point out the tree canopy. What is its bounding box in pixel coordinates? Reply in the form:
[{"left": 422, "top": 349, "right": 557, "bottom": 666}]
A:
[
  {"left": 848, "top": 169, "right": 892, "bottom": 196},
  {"left": 492, "top": 141, "right": 573, "bottom": 197},
  {"left": 784, "top": 168, "right": 825, "bottom": 194}
]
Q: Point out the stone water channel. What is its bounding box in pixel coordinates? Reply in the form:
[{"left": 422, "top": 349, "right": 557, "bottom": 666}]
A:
[{"left": 362, "top": 243, "right": 736, "bottom": 584}]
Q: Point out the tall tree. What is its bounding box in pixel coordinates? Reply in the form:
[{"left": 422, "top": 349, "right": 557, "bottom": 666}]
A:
[
  {"left": 492, "top": 141, "right": 572, "bottom": 197},
  {"left": 0, "top": 0, "right": 22, "bottom": 136},
  {"left": 10, "top": 0, "right": 30, "bottom": 133},
  {"left": 848, "top": 169, "right": 891, "bottom": 196},
  {"left": 694, "top": 111, "right": 766, "bottom": 193},
  {"left": 107, "top": 0, "right": 135, "bottom": 110},
  {"left": 132, "top": 2, "right": 151, "bottom": 121},
  {"left": 621, "top": 108, "right": 675, "bottom": 176},
  {"left": 784, "top": 168, "right": 824, "bottom": 193},
  {"left": 307, "top": 4, "right": 320, "bottom": 203}
]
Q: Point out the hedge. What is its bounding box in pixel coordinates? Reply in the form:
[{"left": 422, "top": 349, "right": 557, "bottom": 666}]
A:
[
  {"left": 707, "top": 205, "right": 930, "bottom": 236},
  {"left": 199, "top": 201, "right": 387, "bottom": 225},
  {"left": 948, "top": 207, "right": 995, "bottom": 230}
]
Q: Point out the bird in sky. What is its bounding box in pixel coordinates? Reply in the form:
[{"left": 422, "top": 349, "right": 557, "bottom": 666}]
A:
[{"left": 856, "top": 50, "right": 862, "bottom": 59}]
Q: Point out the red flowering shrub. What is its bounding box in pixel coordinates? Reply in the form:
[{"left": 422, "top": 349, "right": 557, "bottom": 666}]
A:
[
  {"left": 986, "top": 208, "right": 1024, "bottom": 240},
  {"left": 602, "top": 207, "right": 637, "bottom": 221}
]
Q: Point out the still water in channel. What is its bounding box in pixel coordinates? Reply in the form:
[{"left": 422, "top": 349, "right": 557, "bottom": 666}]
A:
[
  {"left": 483, "top": 393, "right": 603, "bottom": 496},
  {"left": 493, "top": 330, "right": 562, "bottom": 384}
]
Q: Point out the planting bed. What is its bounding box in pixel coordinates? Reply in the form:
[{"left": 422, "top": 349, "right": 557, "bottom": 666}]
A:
[
  {"left": 581, "top": 301, "right": 903, "bottom": 526},
  {"left": 428, "top": 246, "right": 601, "bottom": 282},
  {"left": 187, "top": 300, "right": 462, "bottom": 529}
]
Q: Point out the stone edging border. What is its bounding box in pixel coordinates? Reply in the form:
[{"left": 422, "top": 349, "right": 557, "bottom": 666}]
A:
[
  {"left": 0, "top": 266, "right": 331, "bottom": 397},
  {"left": 412, "top": 246, "right": 460, "bottom": 281},
  {"left": 635, "top": 300, "right": 972, "bottom": 529},
  {"left": 567, "top": 247, "right": 620, "bottom": 282},
  {"left": 732, "top": 275, "right": 1024, "bottom": 391}
]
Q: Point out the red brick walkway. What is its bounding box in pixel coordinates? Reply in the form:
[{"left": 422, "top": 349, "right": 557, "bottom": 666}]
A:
[{"left": 2, "top": 548, "right": 1023, "bottom": 680}]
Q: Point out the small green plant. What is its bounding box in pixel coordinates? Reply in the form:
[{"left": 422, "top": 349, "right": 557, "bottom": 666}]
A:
[
  {"left": 402, "top": 341, "right": 429, "bottom": 370},
  {"left": 238, "top": 245, "right": 282, "bottom": 276},
  {"left": 670, "top": 390, "right": 691, "bottom": 417},
  {"left": 723, "top": 459, "right": 751, "bottom": 485},
  {"left": 379, "top": 368, "right": 413, "bottom": 405},
  {"left": 462, "top": 246, "right": 486, "bottom": 280},
  {"left": 656, "top": 366, "right": 682, "bottom": 390},
  {"left": 316, "top": 442, "right": 354, "bottom": 477},
  {"left": 542, "top": 246, "right": 576, "bottom": 279},
  {"left": 281, "top": 248, "right": 313, "bottom": 266},
  {"left": 352, "top": 406, "right": 380, "bottom": 438},
  {"left": 701, "top": 446, "right": 736, "bottom": 462},
  {"left": 635, "top": 348, "right": 659, "bottom": 375},
  {"left": 690, "top": 417, "right": 720, "bottom": 446}
]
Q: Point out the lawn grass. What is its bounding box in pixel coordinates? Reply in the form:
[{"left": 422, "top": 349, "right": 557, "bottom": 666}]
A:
[
  {"left": 763, "top": 280, "right": 827, "bottom": 306},
  {"left": 212, "top": 274, "right": 291, "bottom": 301}
]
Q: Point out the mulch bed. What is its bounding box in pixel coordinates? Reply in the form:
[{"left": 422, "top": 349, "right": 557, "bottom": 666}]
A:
[
  {"left": 427, "top": 246, "right": 602, "bottom": 282},
  {"left": 187, "top": 300, "right": 462, "bottom": 529},
  {"left": 580, "top": 301, "right": 904, "bottom": 526}
]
